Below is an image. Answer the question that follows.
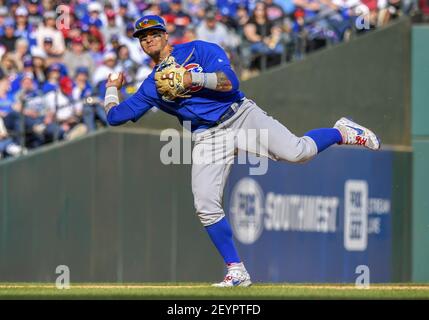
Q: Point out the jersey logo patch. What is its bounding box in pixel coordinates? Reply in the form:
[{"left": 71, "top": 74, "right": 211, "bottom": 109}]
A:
[{"left": 184, "top": 63, "right": 203, "bottom": 93}]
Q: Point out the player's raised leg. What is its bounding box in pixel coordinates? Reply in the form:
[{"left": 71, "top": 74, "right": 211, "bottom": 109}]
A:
[{"left": 235, "top": 101, "right": 380, "bottom": 162}]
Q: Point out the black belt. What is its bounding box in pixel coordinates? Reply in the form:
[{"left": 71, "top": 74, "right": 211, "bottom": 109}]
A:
[{"left": 201, "top": 98, "right": 245, "bottom": 129}]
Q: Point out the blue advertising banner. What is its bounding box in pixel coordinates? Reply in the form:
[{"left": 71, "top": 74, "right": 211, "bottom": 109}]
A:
[{"left": 224, "top": 146, "right": 393, "bottom": 283}]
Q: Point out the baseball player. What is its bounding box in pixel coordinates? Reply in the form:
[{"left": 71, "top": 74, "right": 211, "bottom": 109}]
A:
[{"left": 103, "top": 15, "right": 380, "bottom": 287}]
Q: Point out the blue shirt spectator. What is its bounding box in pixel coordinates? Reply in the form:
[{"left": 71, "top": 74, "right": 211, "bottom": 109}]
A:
[
  {"left": 217, "top": 0, "right": 250, "bottom": 17},
  {"left": 0, "top": 91, "right": 14, "bottom": 115},
  {"left": 275, "top": 0, "right": 296, "bottom": 15}
]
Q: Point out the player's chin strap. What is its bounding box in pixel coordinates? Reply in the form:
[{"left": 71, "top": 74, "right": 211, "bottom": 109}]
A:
[
  {"left": 178, "top": 47, "right": 195, "bottom": 97},
  {"left": 180, "top": 47, "right": 195, "bottom": 68}
]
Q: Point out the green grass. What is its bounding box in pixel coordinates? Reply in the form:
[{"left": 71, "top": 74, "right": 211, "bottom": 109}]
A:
[{"left": 1, "top": 283, "right": 429, "bottom": 299}]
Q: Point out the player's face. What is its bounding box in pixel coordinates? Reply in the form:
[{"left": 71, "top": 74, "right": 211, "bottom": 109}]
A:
[{"left": 139, "top": 30, "right": 168, "bottom": 56}]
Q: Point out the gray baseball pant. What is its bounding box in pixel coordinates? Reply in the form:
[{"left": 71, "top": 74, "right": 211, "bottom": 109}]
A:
[{"left": 191, "top": 98, "right": 318, "bottom": 226}]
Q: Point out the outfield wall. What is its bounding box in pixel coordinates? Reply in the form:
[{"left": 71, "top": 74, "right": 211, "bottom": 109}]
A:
[
  {"left": 0, "top": 129, "right": 411, "bottom": 282},
  {"left": 0, "top": 129, "right": 224, "bottom": 283},
  {"left": 411, "top": 25, "right": 429, "bottom": 282}
]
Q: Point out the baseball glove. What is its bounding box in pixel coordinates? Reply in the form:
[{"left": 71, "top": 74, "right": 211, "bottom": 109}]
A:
[
  {"left": 155, "top": 48, "right": 195, "bottom": 102},
  {"left": 155, "top": 55, "right": 190, "bottom": 102}
]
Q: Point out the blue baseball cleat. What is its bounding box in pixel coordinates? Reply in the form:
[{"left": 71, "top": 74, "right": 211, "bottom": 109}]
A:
[{"left": 334, "top": 117, "right": 381, "bottom": 150}]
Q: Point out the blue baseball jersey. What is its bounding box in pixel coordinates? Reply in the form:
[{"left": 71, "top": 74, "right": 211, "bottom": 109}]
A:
[{"left": 107, "top": 40, "right": 245, "bottom": 132}]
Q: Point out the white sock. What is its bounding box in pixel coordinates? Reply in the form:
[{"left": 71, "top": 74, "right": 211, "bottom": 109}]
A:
[{"left": 227, "top": 262, "right": 245, "bottom": 270}]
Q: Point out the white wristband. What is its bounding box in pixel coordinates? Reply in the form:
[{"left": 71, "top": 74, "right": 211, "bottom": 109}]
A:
[
  {"left": 104, "top": 86, "right": 120, "bottom": 107},
  {"left": 191, "top": 72, "right": 218, "bottom": 90}
]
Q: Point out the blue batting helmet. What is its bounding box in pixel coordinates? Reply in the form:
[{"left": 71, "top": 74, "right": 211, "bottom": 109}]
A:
[{"left": 132, "top": 15, "right": 167, "bottom": 38}]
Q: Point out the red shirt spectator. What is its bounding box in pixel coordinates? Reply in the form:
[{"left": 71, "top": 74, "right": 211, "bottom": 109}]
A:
[{"left": 419, "top": 0, "right": 429, "bottom": 15}]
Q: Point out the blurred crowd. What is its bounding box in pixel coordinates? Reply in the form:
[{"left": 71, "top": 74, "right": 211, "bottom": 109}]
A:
[{"left": 0, "top": 0, "right": 423, "bottom": 159}]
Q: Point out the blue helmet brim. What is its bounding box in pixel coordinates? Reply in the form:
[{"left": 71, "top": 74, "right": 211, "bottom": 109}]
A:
[{"left": 132, "top": 26, "right": 167, "bottom": 38}]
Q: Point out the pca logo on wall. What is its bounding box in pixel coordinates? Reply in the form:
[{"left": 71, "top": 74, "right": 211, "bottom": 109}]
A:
[
  {"left": 344, "top": 180, "right": 368, "bottom": 251},
  {"left": 229, "top": 178, "right": 265, "bottom": 244}
]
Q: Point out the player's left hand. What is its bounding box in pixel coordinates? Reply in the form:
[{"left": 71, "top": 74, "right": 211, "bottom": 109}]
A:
[{"left": 154, "top": 56, "right": 191, "bottom": 101}]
